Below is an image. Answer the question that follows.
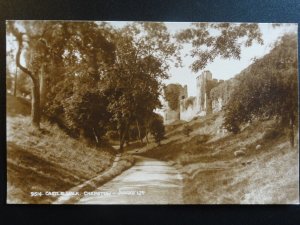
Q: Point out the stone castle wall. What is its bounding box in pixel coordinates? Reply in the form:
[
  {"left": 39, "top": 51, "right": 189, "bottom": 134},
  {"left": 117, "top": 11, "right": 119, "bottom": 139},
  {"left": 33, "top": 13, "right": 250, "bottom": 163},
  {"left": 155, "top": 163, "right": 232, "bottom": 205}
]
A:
[
  {"left": 196, "top": 70, "right": 212, "bottom": 113},
  {"left": 163, "top": 84, "right": 188, "bottom": 124},
  {"left": 210, "top": 78, "right": 238, "bottom": 112},
  {"left": 164, "top": 109, "right": 180, "bottom": 124},
  {"left": 163, "top": 70, "right": 236, "bottom": 124},
  {"left": 180, "top": 96, "right": 198, "bottom": 121}
]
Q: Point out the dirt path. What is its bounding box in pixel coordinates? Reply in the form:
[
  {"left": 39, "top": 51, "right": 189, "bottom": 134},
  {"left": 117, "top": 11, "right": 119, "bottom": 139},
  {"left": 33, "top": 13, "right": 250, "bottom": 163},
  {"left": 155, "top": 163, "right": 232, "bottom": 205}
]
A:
[{"left": 77, "top": 156, "right": 183, "bottom": 204}]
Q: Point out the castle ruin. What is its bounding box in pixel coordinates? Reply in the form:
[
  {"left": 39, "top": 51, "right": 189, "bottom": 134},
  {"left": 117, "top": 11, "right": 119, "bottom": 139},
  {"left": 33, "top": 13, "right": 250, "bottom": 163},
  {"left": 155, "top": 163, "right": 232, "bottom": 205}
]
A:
[
  {"left": 162, "top": 70, "right": 237, "bottom": 124},
  {"left": 163, "top": 84, "right": 188, "bottom": 124}
]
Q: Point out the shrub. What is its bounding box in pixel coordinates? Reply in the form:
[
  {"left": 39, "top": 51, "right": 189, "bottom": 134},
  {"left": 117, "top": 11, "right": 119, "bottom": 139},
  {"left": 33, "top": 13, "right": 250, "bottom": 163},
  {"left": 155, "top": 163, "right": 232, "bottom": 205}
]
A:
[
  {"left": 105, "top": 130, "right": 119, "bottom": 140},
  {"left": 150, "top": 117, "right": 165, "bottom": 146},
  {"left": 262, "top": 128, "right": 283, "bottom": 140},
  {"left": 195, "top": 134, "right": 210, "bottom": 145},
  {"left": 183, "top": 125, "right": 192, "bottom": 137},
  {"left": 223, "top": 34, "right": 298, "bottom": 147}
]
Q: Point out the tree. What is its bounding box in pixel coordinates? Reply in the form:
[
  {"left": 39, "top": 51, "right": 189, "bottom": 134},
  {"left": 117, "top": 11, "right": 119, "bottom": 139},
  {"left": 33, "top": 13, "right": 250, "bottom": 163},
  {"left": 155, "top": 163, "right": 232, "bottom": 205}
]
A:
[
  {"left": 223, "top": 33, "right": 298, "bottom": 147},
  {"left": 176, "top": 23, "right": 263, "bottom": 72},
  {"left": 105, "top": 22, "right": 180, "bottom": 151},
  {"left": 149, "top": 114, "right": 165, "bottom": 146},
  {"left": 164, "top": 84, "right": 182, "bottom": 110},
  {"left": 44, "top": 22, "right": 116, "bottom": 145},
  {"left": 6, "top": 49, "right": 15, "bottom": 95},
  {"left": 7, "top": 21, "right": 50, "bottom": 128},
  {"left": 64, "top": 87, "right": 110, "bottom": 145}
]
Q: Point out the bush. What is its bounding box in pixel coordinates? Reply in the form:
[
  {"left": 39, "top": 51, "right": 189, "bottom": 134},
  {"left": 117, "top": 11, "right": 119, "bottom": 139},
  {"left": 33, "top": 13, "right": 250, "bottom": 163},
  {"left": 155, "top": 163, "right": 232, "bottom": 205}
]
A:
[
  {"left": 105, "top": 130, "right": 119, "bottom": 140},
  {"left": 262, "top": 128, "right": 283, "bottom": 140},
  {"left": 195, "top": 134, "right": 210, "bottom": 145},
  {"left": 150, "top": 117, "right": 165, "bottom": 146},
  {"left": 223, "top": 34, "right": 298, "bottom": 148},
  {"left": 183, "top": 125, "right": 192, "bottom": 137}
]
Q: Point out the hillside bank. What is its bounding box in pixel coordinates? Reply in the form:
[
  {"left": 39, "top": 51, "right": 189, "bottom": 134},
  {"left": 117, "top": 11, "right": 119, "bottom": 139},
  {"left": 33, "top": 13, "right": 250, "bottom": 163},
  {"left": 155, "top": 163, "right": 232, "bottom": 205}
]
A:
[
  {"left": 141, "top": 112, "right": 299, "bottom": 204},
  {"left": 7, "top": 94, "right": 134, "bottom": 204}
]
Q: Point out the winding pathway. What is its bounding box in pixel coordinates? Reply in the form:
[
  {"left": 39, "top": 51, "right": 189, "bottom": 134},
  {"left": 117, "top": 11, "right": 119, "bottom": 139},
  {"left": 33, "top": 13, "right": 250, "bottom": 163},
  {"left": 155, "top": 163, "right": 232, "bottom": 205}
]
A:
[{"left": 77, "top": 156, "right": 183, "bottom": 204}]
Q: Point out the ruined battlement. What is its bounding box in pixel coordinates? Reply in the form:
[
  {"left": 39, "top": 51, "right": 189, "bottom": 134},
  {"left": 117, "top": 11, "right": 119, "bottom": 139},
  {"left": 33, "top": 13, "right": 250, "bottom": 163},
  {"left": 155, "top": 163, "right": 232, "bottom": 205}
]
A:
[{"left": 163, "top": 70, "right": 235, "bottom": 124}]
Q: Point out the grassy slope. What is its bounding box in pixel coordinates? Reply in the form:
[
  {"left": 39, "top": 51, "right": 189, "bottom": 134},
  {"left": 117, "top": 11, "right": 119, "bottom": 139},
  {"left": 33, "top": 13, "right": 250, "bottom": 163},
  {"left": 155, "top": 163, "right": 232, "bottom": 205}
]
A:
[
  {"left": 7, "top": 94, "right": 116, "bottom": 204},
  {"left": 142, "top": 112, "right": 299, "bottom": 204}
]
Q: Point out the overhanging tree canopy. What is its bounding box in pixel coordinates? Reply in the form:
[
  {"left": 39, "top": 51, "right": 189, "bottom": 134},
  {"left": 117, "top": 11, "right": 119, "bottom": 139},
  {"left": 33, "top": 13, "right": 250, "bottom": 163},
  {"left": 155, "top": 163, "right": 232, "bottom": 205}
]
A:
[
  {"left": 176, "top": 23, "right": 263, "bottom": 72},
  {"left": 223, "top": 33, "right": 298, "bottom": 147}
]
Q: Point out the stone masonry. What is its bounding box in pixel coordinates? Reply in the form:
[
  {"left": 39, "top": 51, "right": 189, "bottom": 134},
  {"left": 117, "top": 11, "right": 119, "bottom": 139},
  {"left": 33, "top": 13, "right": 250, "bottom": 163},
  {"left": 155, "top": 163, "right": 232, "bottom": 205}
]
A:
[{"left": 163, "top": 70, "right": 237, "bottom": 124}]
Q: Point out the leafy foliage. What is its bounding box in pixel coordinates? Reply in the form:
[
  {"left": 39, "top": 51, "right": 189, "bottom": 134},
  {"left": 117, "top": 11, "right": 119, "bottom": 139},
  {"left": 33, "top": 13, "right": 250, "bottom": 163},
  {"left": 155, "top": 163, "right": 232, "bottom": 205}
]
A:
[
  {"left": 223, "top": 33, "right": 298, "bottom": 146},
  {"left": 7, "top": 21, "right": 279, "bottom": 150},
  {"left": 102, "top": 23, "right": 180, "bottom": 149},
  {"left": 262, "top": 128, "right": 283, "bottom": 141},
  {"left": 149, "top": 114, "right": 165, "bottom": 145},
  {"left": 176, "top": 23, "right": 263, "bottom": 72},
  {"left": 164, "top": 84, "right": 183, "bottom": 110},
  {"left": 17, "top": 72, "right": 31, "bottom": 97},
  {"left": 64, "top": 88, "right": 110, "bottom": 144}
]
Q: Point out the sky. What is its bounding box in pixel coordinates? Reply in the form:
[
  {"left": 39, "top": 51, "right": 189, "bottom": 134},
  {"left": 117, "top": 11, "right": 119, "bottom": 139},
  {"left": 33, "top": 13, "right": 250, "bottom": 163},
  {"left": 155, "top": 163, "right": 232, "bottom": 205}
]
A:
[{"left": 109, "top": 22, "right": 297, "bottom": 97}]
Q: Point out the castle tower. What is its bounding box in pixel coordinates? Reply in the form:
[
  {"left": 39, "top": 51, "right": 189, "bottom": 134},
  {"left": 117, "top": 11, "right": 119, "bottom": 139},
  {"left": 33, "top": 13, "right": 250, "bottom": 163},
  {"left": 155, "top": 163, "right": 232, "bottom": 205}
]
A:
[
  {"left": 196, "top": 70, "right": 212, "bottom": 114},
  {"left": 163, "top": 84, "right": 188, "bottom": 124}
]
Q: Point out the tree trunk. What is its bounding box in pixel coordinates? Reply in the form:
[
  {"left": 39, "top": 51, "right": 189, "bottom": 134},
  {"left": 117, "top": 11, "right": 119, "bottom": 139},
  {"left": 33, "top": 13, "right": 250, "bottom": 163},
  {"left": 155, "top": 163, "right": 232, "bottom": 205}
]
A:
[
  {"left": 14, "top": 67, "right": 17, "bottom": 96},
  {"left": 145, "top": 130, "right": 149, "bottom": 144},
  {"left": 31, "top": 79, "right": 41, "bottom": 128},
  {"left": 39, "top": 63, "right": 46, "bottom": 110},
  {"left": 93, "top": 127, "right": 99, "bottom": 144},
  {"left": 13, "top": 29, "right": 41, "bottom": 128},
  {"left": 119, "top": 128, "right": 125, "bottom": 152},
  {"left": 119, "top": 131, "right": 125, "bottom": 152},
  {"left": 119, "top": 123, "right": 130, "bottom": 152},
  {"left": 136, "top": 119, "right": 143, "bottom": 143},
  {"left": 289, "top": 113, "right": 295, "bottom": 148}
]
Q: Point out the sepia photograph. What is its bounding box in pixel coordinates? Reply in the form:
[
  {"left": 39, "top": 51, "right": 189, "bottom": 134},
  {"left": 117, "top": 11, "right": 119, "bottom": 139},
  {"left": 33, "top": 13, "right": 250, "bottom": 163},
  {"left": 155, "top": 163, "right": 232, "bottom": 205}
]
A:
[{"left": 6, "top": 21, "right": 299, "bottom": 204}]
